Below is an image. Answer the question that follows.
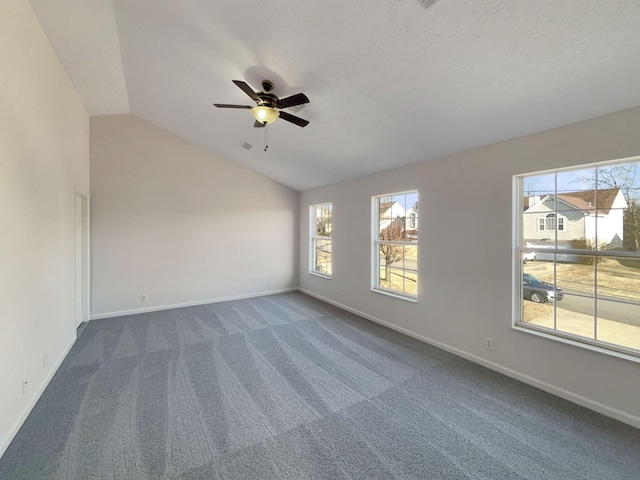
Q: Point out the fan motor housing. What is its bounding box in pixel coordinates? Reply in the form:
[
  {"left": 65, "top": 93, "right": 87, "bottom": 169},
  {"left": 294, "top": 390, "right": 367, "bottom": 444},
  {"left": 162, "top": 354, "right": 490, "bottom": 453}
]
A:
[{"left": 258, "top": 92, "right": 278, "bottom": 108}]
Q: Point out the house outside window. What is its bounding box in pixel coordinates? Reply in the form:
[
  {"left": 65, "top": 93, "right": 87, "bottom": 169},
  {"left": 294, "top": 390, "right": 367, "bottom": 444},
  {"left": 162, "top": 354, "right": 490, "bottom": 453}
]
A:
[
  {"left": 373, "top": 191, "right": 418, "bottom": 299},
  {"left": 516, "top": 158, "right": 640, "bottom": 358},
  {"left": 310, "top": 203, "right": 332, "bottom": 277}
]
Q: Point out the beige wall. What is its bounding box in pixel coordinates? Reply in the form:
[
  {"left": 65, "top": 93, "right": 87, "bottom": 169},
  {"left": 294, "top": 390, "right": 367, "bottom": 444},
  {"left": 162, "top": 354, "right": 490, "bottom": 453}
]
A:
[
  {"left": 90, "top": 115, "right": 299, "bottom": 317},
  {"left": 300, "top": 106, "right": 640, "bottom": 428},
  {"left": 0, "top": 0, "right": 90, "bottom": 456}
]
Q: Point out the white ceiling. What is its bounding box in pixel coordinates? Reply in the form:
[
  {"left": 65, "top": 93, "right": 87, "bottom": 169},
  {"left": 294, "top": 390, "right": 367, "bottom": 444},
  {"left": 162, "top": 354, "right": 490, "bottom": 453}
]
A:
[{"left": 30, "top": 0, "right": 640, "bottom": 191}]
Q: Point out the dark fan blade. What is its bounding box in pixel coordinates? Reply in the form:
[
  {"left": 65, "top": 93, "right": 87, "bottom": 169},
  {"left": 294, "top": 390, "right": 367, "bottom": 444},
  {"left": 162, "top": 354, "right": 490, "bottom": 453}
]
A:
[
  {"left": 213, "top": 103, "right": 252, "bottom": 109},
  {"left": 276, "top": 93, "right": 309, "bottom": 109},
  {"left": 278, "top": 111, "right": 309, "bottom": 127},
  {"left": 232, "top": 80, "right": 260, "bottom": 102},
  {"left": 254, "top": 120, "right": 266, "bottom": 128}
]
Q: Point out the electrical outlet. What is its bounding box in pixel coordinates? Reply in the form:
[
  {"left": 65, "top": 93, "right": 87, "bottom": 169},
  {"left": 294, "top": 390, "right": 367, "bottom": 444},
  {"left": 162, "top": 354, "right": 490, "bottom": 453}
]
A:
[
  {"left": 43, "top": 353, "right": 48, "bottom": 367},
  {"left": 22, "top": 379, "right": 29, "bottom": 395},
  {"left": 485, "top": 337, "right": 494, "bottom": 351},
  {"left": 141, "top": 294, "right": 148, "bottom": 302},
  {"left": 268, "top": 280, "right": 272, "bottom": 288}
]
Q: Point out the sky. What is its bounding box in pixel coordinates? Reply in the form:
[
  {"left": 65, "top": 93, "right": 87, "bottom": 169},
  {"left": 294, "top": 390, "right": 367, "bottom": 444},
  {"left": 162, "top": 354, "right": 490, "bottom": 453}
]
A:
[{"left": 523, "top": 161, "right": 640, "bottom": 198}]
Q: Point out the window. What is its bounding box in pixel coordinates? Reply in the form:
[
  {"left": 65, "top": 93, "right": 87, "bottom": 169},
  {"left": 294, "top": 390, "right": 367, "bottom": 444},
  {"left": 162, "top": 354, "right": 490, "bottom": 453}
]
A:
[
  {"left": 517, "top": 158, "right": 640, "bottom": 358},
  {"left": 373, "top": 191, "right": 418, "bottom": 298},
  {"left": 537, "top": 213, "right": 565, "bottom": 231},
  {"left": 310, "top": 203, "right": 332, "bottom": 277}
]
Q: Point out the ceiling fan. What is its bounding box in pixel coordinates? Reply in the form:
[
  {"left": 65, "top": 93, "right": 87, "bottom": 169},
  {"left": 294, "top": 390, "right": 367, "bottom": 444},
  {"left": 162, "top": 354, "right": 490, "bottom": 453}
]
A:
[{"left": 214, "top": 80, "right": 310, "bottom": 128}]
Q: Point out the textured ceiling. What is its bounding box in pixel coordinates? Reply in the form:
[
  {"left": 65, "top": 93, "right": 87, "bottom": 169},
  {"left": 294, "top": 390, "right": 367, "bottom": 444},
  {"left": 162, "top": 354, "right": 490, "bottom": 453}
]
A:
[{"left": 29, "top": 0, "right": 640, "bottom": 191}]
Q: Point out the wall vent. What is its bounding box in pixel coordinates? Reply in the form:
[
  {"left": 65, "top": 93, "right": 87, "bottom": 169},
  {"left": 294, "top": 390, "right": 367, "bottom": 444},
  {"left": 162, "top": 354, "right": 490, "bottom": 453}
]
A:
[
  {"left": 418, "top": 0, "right": 438, "bottom": 9},
  {"left": 241, "top": 142, "right": 253, "bottom": 150}
]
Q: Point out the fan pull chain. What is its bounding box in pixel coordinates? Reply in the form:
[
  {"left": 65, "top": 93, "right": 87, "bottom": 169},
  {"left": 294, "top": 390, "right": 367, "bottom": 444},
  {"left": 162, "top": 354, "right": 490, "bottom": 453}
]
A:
[{"left": 264, "top": 124, "right": 269, "bottom": 152}]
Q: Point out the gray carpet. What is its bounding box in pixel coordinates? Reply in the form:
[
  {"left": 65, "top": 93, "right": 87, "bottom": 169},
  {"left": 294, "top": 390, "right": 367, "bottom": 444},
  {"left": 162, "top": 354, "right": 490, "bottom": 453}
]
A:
[{"left": 1, "top": 292, "right": 639, "bottom": 479}]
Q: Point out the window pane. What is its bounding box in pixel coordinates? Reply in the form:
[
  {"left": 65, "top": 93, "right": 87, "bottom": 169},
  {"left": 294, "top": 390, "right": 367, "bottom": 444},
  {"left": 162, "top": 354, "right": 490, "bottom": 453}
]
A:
[
  {"left": 379, "top": 243, "right": 403, "bottom": 286},
  {"left": 523, "top": 173, "right": 556, "bottom": 200},
  {"left": 596, "top": 208, "right": 625, "bottom": 251},
  {"left": 524, "top": 211, "right": 554, "bottom": 255},
  {"left": 556, "top": 168, "right": 596, "bottom": 198},
  {"left": 545, "top": 214, "right": 556, "bottom": 231},
  {"left": 377, "top": 245, "right": 418, "bottom": 295},
  {"left": 596, "top": 256, "right": 640, "bottom": 301},
  {"left": 311, "top": 203, "right": 332, "bottom": 276},
  {"left": 406, "top": 191, "right": 419, "bottom": 243},
  {"left": 597, "top": 162, "right": 640, "bottom": 201},
  {"left": 524, "top": 200, "right": 557, "bottom": 245},
  {"left": 554, "top": 255, "right": 595, "bottom": 340},
  {"left": 315, "top": 205, "right": 332, "bottom": 237},
  {"left": 593, "top": 257, "right": 640, "bottom": 350},
  {"left": 391, "top": 194, "right": 407, "bottom": 212},
  {"left": 555, "top": 171, "right": 595, "bottom": 251},
  {"left": 594, "top": 162, "right": 638, "bottom": 251},
  {"left": 379, "top": 198, "right": 393, "bottom": 232},
  {"left": 522, "top": 260, "right": 555, "bottom": 325},
  {"left": 315, "top": 239, "right": 332, "bottom": 275}
]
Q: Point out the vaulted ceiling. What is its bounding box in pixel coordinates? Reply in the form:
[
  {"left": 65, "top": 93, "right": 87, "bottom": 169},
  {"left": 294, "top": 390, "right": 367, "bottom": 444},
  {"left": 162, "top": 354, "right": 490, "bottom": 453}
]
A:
[{"left": 29, "top": 0, "right": 640, "bottom": 191}]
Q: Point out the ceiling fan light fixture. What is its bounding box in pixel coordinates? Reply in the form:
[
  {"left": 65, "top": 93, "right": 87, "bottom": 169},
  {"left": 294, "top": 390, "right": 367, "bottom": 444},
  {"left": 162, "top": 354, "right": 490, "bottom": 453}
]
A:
[{"left": 251, "top": 106, "right": 279, "bottom": 124}]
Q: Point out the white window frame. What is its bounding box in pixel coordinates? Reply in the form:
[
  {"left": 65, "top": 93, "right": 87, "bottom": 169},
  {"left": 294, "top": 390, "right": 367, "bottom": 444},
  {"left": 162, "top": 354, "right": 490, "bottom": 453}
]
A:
[
  {"left": 310, "top": 203, "right": 332, "bottom": 278},
  {"left": 514, "top": 156, "right": 640, "bottom": 362},
  {"left": 372, "top": 191, "right": 418, "bottom": 301}
]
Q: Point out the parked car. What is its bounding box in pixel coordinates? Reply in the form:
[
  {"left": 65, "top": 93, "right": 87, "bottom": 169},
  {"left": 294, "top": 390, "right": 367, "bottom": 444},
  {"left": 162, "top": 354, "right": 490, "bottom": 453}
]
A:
[
  {"left": 523, "top": 273, "right": 563, "bottom": 303},
  {"left": 522, "top": 251, "right": 536, "bottom": 263}
]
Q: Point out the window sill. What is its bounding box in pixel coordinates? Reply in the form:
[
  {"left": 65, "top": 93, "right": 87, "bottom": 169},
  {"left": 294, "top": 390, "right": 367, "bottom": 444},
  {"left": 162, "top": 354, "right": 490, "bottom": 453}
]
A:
[
  {"left": 309, "top": 271, "right": 332, "bottom": 280},
  {"left": 371, "top": 288, "right": 418, "bottom": 303},
  {"left": 513, "top": 322, "right": 640, "bottom": 364}
]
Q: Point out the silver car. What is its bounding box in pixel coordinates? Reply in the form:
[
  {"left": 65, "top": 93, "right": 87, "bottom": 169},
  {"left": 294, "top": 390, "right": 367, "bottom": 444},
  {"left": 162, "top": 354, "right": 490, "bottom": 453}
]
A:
[{"left": 523, "top": 273, "right": 563, "bottom": 303}]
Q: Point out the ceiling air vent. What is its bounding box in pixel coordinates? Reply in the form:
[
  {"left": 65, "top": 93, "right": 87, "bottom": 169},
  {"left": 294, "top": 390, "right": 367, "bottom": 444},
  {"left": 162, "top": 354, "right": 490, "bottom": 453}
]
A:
[
  {"left": 241, "top": 141, "right": 253, "bottom": 150},
  {"left": 418, "top": 0, "right": 438, "bottom": 9},
  {"left": 288, "top": 104, "right": 306, "bottom": 114}
]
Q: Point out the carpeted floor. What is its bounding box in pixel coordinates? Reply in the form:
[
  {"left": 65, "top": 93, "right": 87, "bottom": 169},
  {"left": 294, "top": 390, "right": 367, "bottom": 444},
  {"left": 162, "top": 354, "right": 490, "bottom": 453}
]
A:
[{"left": 1, "top": 292, "right": 639, "bottom": 479}]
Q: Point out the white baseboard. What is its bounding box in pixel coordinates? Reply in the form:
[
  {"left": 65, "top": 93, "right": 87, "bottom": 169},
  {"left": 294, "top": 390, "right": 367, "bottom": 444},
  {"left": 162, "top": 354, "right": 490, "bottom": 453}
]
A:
[
  {"left": 299, "top": 288, "right": 640, "bottom": 430},
  {"left": 0, "top": 335, "right": 76, "bottom": 459},
  {"left": 90, "top": 288, "right": 298, "bottom": 320}
]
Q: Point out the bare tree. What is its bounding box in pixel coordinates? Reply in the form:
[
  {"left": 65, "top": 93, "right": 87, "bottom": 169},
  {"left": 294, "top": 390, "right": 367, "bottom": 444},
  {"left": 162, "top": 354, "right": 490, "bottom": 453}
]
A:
[
  {"left": 315, "top": 206, "right": 332, "bottom": 236},
  {"left": 379, "top": 216, "right": 406, "bottom": 283},
  {"left": 577, "top": 164, "right": 640, "bottom": 252},
  {"left": 314, "top": 205, "right": 332, "bottom": 272},
  {"left": 597, "top": 165, "right": 640, "bottom": 251}
]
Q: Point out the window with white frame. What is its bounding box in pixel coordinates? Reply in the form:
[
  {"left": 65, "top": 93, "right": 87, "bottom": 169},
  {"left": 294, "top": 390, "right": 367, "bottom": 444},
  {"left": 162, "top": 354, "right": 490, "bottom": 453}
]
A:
[
  {"left": 537, "top": 212, "right": 565, "bottom": 231},
  {"left": 409, "top": 212, "right": 417, "bottom": 229},
  {"left": 310, "top": 203, "right": 332, "bottom": 277},
  {"left": 373, "top": 191, "right": 418, "bottom": 298},
  {"left": 517, "top": 158, "right": 640, "bottom": 358}
]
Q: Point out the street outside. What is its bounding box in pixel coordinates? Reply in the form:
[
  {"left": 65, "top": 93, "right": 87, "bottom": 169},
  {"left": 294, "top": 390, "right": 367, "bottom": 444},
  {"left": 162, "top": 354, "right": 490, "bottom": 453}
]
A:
[{"left": 523, "top": 260, "right": 640, "bottom": 351}]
